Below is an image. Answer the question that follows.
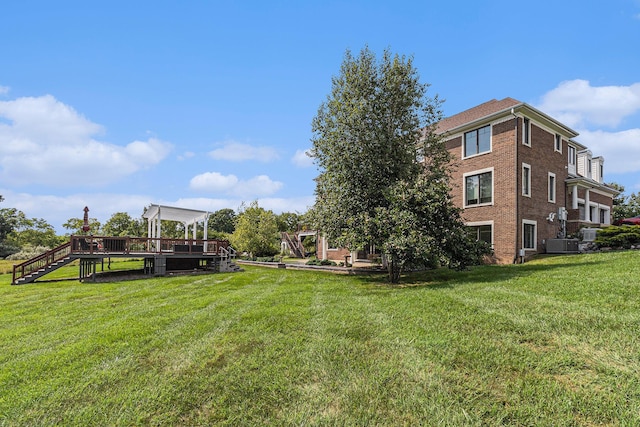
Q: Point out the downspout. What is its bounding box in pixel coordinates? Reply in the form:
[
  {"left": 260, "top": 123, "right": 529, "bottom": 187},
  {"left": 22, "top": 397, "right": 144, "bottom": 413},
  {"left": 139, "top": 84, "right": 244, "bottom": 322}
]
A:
[{"left": 512, "top": 108, "right": 520, "bottom": 264}]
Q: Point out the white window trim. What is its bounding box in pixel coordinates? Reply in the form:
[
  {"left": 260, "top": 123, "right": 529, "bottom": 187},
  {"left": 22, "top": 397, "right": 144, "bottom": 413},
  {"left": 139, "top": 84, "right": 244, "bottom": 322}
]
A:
[
  {"left": 599, "top": 206, "right": 611, "bottom": 225},
  {"left": 466, "top": 220, "right": 494, "bottom": 247},
  {"left": 554, "top": 134, "right": 563, "bottom": 154},
  {"left": 522, "top": 219, "right": 537, "bottom": 251},
  {"left": 522, "top": 117, "right": 531, "bottom": 147},
  {"left": 463, "top": 167, "right": 494, "bottom": 208},
  {"left": 548, "top": 172, "right": 556, "bottom": 203},
  {"left": 522, "top": 163, "right": 531, "bottom": 197},
  {"left": 462, "top": 125, "right": 492, "bottom": 159}
]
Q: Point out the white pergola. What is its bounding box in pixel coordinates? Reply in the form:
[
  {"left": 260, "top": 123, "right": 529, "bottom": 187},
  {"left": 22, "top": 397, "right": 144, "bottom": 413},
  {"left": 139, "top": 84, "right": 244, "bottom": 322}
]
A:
[{"left": 142, "top": 204, "right": 211, "bottom": 241}]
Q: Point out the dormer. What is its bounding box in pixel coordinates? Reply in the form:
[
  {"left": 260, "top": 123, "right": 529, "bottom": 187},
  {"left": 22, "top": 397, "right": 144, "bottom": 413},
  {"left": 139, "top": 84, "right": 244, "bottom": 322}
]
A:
[
  {"left": 592, "top": 156, "right": 604, "bottom": 184},
  {"left": 577, "top": 149, "right": 593, "bottom": 179}
]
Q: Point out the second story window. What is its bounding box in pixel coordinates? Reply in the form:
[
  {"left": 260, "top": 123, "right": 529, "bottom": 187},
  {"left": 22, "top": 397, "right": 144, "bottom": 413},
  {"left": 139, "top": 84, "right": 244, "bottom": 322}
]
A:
[
  {"left": 465, "top": 169, "right": 493, "bottom": 207},
  {"left": 555, "top": 134, "right": 562, "bottom": 152},
  {"left": 568, "top": 145, "right": 577, "bottom": 175},
  {"left": 568, "top": 146, "right": 576, "bottom": 165},
  {"left": 464, "top": 125, "right": 491, "bottom": 157}
]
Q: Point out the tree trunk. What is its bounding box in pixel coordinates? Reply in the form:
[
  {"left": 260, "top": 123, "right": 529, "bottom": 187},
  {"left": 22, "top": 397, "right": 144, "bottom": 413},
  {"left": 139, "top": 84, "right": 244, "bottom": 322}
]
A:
[{"left": 387, "top": 257, "right": 401, "bottom": 283}]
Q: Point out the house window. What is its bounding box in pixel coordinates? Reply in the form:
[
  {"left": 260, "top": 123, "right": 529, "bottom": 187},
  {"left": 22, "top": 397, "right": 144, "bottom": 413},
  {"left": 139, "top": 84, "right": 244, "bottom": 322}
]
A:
[
  {"left": 587, "top": 159, "right": 592, "bottom": 178},
  {"left": 599, "top": 164, "right": 604, "bottom": 181},
  {"left": 464, "top": 125, "right": 491, "bottom": 157},
  {"left": 523, "top": 118, "right": 531, "bottom": 146},
  {"left": 522, "top": 163, "right": 531, "bottom": 197},
  {"left": 468, "top": 224, "right": 493, "bottom": 245},
  {"left": 590, "top": 206, "right": 597, "bottom": 223},
  {"left": 523, "top": 220, "right": 537, "bottom": 250},
  {"left": 568, "top": 146, "right": 576, "bottom": 165},
  {"left": 548, "top": 172, "right": 556, "bottom": 203},
  {"left": 464, "top": 169, "right": 493, "bottom": 207},
  {"left": 555, "top": 134, "right": 562, "bottom": 152}
]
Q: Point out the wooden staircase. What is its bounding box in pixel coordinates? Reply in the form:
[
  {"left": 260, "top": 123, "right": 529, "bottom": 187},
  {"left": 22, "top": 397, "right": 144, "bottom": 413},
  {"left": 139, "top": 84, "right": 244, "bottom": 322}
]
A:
[
  {"left": 12, "top": 242, "right": 75, "bottom": 285},
  {"left": 282, "top": 232, "right": 305, "bottom": 258},
  {"left": 218, "top": 246, "right": 242, "bottom": 272}
]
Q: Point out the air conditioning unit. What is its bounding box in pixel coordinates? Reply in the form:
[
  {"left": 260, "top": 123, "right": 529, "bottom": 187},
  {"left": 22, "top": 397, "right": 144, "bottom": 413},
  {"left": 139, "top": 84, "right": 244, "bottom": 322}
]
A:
[
  {"left": 581, "top": 228, "right": 599, "bottom": 242},
  {"left": 546, "top": 239, "right": 579, "bottom": 253}
]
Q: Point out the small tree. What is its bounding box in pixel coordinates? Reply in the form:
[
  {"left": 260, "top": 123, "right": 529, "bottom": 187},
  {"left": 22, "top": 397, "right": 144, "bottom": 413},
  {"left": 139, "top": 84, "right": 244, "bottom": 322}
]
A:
[
  {"left": 608, "top": 182, "right": 640, "bottom": 221},
  {"left": 276, "top": 212, "right": 301, "bottom": 232},
  {"left": 310, "top": 47, "right": 490, "bottom": 282},
  {"left": 63, "top": 217, "right": 102, "bottom": 235},
  {"left": 103, "top": 212, "right": 144, "bottom": 236},
  {"left": 231, "top": 201, "right": 279, "bottom": 257}
]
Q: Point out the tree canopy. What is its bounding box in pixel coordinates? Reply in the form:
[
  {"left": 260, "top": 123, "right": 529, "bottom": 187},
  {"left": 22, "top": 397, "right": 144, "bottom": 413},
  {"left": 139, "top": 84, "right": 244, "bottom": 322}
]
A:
[
  {"left": 231, "top": 201, "right": 279, "bottom": 257},
  {"left": 208, "top": 208, "right": 236, "bottom": 234},
  {"left": 310, "top": 47, "right": 490, "bottom": 282},
  {"left": 103, "top": 212, "right": 145, "bottom": 237},
  {"left": 609, "top": 182, "right": 640, "bottom": 221}
]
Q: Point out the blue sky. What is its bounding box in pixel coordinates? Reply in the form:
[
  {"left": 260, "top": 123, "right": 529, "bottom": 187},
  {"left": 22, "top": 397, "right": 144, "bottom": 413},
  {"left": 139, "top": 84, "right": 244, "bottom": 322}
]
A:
[{"left": 1, "top": 0, "right": 640, "bottom": 233}]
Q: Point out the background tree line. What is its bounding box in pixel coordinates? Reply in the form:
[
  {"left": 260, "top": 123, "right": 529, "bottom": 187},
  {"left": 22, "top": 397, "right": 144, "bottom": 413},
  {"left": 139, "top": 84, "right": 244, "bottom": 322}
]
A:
[{"left": 0, "top": 194, "right": 306, "bottom": 260}]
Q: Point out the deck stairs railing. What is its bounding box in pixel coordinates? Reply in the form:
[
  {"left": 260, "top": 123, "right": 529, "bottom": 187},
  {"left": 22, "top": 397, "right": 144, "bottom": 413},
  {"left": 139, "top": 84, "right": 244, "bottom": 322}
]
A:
[
  {"left": 12, "top": 242, "right": 74, "bottom": 285},
  {"left": 281, "top": 232, "right": 304, "bottom": 258}
]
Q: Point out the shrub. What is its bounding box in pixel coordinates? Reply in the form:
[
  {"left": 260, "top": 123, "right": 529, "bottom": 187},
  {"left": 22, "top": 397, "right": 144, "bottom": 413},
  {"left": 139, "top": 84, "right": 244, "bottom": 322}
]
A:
[
  {"left": 305, "top": 258, "right": 337, "bottom": 266},
  {"left": 6, "top": 245, "right": 50, "bottom": 260},
  {"left": 594, "top": 225, "right": 640, "bottom": 249}
]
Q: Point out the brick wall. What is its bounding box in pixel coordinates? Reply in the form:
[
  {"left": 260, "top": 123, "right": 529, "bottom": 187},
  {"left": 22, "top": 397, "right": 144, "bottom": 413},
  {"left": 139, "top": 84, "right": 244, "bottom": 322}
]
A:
[
  {"left": 445, "top": 117, "right": 583, "bottom": 263},
  {"left": 518, "top": 122, "right": 569, "bottom": 255},
  {"left": 446, "top": 118, "right": 517, "bottom": 263}
]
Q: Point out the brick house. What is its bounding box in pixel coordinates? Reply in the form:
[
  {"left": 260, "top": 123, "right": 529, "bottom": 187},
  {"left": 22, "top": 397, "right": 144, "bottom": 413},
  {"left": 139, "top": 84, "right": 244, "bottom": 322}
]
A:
[{"left": 316, "top": 97, "right": 617, "bottom": 264}]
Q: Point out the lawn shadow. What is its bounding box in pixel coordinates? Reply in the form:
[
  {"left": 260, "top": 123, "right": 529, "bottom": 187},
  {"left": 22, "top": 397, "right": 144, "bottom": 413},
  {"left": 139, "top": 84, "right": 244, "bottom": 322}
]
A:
[{"left": 355, "top": 257, "right": 609, "bottom": 291}]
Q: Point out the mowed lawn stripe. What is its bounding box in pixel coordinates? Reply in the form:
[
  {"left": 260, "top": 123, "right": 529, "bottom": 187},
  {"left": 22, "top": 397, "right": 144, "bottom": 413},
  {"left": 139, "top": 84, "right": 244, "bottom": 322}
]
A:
[{"left": 1, "top": 252, "right": 639, "bottom": 425}]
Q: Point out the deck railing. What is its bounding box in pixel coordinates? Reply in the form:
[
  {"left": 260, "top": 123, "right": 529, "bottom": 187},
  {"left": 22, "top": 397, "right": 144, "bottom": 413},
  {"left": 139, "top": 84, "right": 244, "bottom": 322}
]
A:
[
  {"left": 13, "top": 236, "right": 231, "bottom": 284},
  {"left": 69, "top": 235, "right": 230, "bottom": 256}
]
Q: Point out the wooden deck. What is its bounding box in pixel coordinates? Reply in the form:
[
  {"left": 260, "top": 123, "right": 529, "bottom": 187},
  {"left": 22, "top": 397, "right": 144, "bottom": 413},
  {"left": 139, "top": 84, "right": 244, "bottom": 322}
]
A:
[{"left": 12, "top": 235, "right": 235, "bottom": 285}]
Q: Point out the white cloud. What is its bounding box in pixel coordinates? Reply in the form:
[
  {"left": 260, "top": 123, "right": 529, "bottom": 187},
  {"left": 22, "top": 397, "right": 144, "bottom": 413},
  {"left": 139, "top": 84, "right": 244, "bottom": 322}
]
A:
[
  {"left": 291, "top": 148, "right": 314, "bottom": 168},
  {"left": 574, "top": 129, "right": 640, "bottom": 175},
  {"left": 0, "top": 94, "right": 172, "bottom": 187},
  {"left": 189, "top": 172, "right": 239, "bottom": 192},
  {"left": 0, "top": 188, "right": 154, "bottom": 233},
  {"left": 537, "top": 79, "right": 640, "bottom": 128},
  {"left": 235, "top": 175, "right": 283, "bottom": 197},
  {"left": 189, "top": 172, "right": 283, "bottom": 197},
  {"left": 0, "top": 85, "right": 9, "bottom": 95},
  {"left": 208, "top": 141, "right": 279, "bottom": 162},
  {"left": 537, "top": 80, "right": 640, "bottom": 177},
  {"left": 177, "top": 151, "right": 195, "bottom": 161}
]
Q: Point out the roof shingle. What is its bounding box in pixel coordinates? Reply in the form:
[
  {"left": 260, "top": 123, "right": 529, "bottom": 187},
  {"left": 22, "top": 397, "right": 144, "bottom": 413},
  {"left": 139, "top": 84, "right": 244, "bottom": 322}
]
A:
[{"left": 436, "top": 97, "right": 522, "bottom": 134}]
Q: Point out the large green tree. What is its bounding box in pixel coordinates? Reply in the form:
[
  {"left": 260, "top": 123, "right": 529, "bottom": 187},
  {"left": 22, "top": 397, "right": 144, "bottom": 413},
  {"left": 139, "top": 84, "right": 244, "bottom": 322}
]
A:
[
  {"left": 208, "top": 208, "right": 236, "bottom": 234},
  {"left": 310, "top": 47, "right": 489, "bottom": 282},
  {"left": 231, "top": 201, "right": 279, "bottom": 257}
]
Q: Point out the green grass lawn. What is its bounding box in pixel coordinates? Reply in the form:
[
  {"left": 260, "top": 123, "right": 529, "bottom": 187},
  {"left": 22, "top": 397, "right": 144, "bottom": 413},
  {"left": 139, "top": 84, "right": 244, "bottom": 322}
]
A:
[{"left": 1, "top": 252, "right": 639, "bottom": 425}]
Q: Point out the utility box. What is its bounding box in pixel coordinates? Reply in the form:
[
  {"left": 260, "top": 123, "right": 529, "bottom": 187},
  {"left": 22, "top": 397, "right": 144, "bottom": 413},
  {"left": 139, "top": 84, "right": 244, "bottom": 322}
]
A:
[{"left": 546, "top": 239, "right": 579, "bottom": 254}]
